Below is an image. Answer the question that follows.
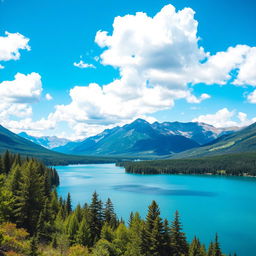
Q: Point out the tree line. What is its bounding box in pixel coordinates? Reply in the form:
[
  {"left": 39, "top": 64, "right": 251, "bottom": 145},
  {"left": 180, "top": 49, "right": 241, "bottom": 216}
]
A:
[
  {"left": 0, "top": 152, "right": 236, "bottom": 255},
  {"left": 118, "top": 152, "right": 256, "bottom": 176}
]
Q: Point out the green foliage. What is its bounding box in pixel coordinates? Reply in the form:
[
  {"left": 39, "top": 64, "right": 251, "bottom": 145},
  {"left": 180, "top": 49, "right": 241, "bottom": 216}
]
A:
[
  {"left": 120, "top": 152, "right": 256, "bottom": 176},
  {"left": 170, "top": 211, "right": 188, "bottom": 255},
  {"left": 0, "top": 152, "right": 234, "bottom": 256}
]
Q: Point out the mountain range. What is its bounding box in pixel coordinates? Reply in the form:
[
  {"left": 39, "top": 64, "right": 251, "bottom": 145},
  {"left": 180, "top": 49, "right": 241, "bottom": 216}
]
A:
[
  {"left": 173, "top": 121, "right": 256, "bottom": 158},
  {"left": 53, "top": 119, "right": 238, "bottom": 157},
  {"left": 1, "top": 118, "right": 255, "bottom": 162},
  {"left": 18, "top": 132, "right": 70, "bottom": 149},
  {"left": 0, "top": 125, "right": 118, "bottom": 165}
]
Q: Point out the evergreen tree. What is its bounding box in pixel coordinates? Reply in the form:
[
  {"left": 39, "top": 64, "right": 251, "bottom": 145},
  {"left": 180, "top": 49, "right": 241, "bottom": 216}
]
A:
[
  {"left": 189, "top": 237, "right": 206, "bottom": 256},
  {"left": 142, "top": 200, "right": 164, "bottom": 256},
  {"left": 43, "top": 170, "right": 51, "bottom": 198},
  {"left": 103, "top": 198, "right": 117, "bottom": 228},
  {"left": 3, "top": 150, "right": 11, "bottom": 174},
  {"left": 76, "top": 217, "right": 92, "bottom": 246},
  {"left": 213, "top": 234, "right": 222, "bottom": 256},
  {"left": 125, "top": 212, "right": 143, "bottom": 256},
  {"left": 36, "top": 198, "right": 54, "bottom": 242},
  {"left": 66, "top": 192, "right": 72, "bottom": 215},
  {"left": 89, "top": 192, "right": 103, "bottom": 243},
  {"left": 67, "top": 214, "right": 79, "bottom": 244},
  {"left": 170, "top": 210, "right": 188, "bottom": 256},
  {"left": 15, "top": 161, "right": 45, "bottom": 234},
  {"left": 162, "top": 219, "right": 171, "bottom": 256},
  {"left": 208, "top": 242, "right": 215, "bottom": 256}
]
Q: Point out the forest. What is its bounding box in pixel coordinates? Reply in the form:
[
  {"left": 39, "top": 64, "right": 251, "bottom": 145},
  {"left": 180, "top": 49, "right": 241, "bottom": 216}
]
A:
[
  {"left": 119, "top": 152, "right": 256, "bottom": 176},
  {"left": 0, "top": 152, "right": 236, "bottom": 256}
]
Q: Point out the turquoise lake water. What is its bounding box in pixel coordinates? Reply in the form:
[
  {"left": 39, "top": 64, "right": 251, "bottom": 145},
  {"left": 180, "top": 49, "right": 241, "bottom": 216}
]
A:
[{"left": 56, "top": 164, "right": 256, "bottom": 256}]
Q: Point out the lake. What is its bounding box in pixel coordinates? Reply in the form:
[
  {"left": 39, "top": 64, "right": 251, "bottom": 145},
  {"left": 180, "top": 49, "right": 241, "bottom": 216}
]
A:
[{"left": 56, "top": 163, "right": 256, "bottom": 256}]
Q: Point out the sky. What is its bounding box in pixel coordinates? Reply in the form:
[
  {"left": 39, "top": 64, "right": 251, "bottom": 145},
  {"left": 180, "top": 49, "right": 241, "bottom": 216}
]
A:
[{"left": 0, "top": 0, "right": 256, "bottom": 140}]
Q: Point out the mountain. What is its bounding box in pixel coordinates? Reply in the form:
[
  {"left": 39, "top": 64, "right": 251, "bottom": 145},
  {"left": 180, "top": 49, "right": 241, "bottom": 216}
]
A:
[
  {"left": 173, "top": 122, "right": 256, "bottom": 158},
  {"left": 18, "top": 132, "right": 70, "bottom": 149},
  {"left": 0, "top": 125, "right": 120, "bottom": 165},
  {"left": 54, "top": 119, "right": 201, "bottom": 157},
  {"left": 151, "top": 121, "right": 237, "bottom": 145}
]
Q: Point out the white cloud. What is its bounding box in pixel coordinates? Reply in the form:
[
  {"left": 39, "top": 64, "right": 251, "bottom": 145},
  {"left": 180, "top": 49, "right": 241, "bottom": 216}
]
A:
[
  {"left": 247, "top": 90, "right": 256, "bottom": 103},
  {"left": 0, "top": 72, "right": 42, "bottom": 103},
  {"left": 4, "top": 4, "right": 256, "bottom": 139},
  {"left": 0, "top": 64, "right": 4, "bottom": 69},
  {"left": 193, "top": 108, "right": 256, "bottom": 128},
  {"left": 73, "top": 60, "right": 95, "bottom": 69},
  {"left": 0, "top": 31, "right": 30, "bottom": 61},
  {"left": 45, "top": 93, "right": 53, "bottom": 101},
  {"left": 2, "top": 118, "right": 56, "bottom": 136},
  {"left": 44, "top": 4, "right": 256, "bottom": 138},
  {"left": 233, "top": 47, "right": 256, "bottom": 86},
  {"left": 0, "top": 73, "right": 45, "bottom": 133}
]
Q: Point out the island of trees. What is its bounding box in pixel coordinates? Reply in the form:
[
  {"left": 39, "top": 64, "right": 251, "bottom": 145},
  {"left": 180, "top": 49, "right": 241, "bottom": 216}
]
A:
[
  {"left": 0, "top": 152, "right": 236, "bottom": 255},
  {"left": 118, "top": 152, "right": 256, "bottom": 177}
]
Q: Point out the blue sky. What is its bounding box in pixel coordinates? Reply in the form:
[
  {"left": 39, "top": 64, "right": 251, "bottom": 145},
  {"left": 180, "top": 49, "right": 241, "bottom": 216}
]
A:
[{"left": 0, "top": 0, "right": 256, "bottom": 139}]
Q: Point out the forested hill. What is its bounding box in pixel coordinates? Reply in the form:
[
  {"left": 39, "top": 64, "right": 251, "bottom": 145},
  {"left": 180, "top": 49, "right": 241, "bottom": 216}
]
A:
[
  {"left": 173, "top": 122, "right": 256, "bottom": 159},
  {"left": 119, "top": 152, "right": 256, "bottom": 176},
  {"left": 0, "top": 125, "right": 119, "bottom": 165},
  {"left": 0, "top": 152, "right": 234, "bottom": 255}
]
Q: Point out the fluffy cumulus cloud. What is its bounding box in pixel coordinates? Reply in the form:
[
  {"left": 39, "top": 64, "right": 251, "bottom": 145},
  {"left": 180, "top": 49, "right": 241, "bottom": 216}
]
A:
[
  {"left": 0, "top": 31, "right": 30, "bottom": 62},
  {"left": 4, "top": 5, "right": 256, "bottom": 139},
  {"left": 41, "top": 4, "right": 256, "bottom": 138},
  {"left": 47, "top": 5, "right": 214, "bottom": 138},
  {"left": 0, "top": 72, "right": 52, "bottom": 134},
  {"left": 247, "top": 90, "right": 256, "bottom": 103},
  {"left": 0, "top": 72, "right": 42, "bottom": 103},
  {"left": 73, "top": 60, "right": 95, "bottom": 69},
  {"left": 193, "top": 108, "right": 256, "bottom": 128}
]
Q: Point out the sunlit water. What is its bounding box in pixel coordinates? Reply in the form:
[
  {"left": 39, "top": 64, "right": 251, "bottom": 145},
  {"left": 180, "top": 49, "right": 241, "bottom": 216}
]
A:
[{"left": 56, "top": 164, "right": 256, "bottom": 256}]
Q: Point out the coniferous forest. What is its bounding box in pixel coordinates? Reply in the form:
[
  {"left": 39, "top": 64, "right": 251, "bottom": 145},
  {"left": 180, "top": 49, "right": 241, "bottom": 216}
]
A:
[
  {"left": 119, "top": 152, "right": 256, "bottom": 176},
  {"left": 0, "top": 152, "right": 236, "bottom": 256}
]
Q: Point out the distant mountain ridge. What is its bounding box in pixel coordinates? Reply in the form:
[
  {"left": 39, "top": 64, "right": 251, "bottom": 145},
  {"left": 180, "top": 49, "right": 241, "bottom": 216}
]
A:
[
  {"left": 0, "top": 124, "right": 121, "bottom": 164},
  {"left": 173, "top": 121, "right": 256, "bottom": 158},
  {"left": 18, "top": 132, "right": 70, "bottom": 149},
  {"left": 54, "top": 119, "right": 237, "bottom": 157}
]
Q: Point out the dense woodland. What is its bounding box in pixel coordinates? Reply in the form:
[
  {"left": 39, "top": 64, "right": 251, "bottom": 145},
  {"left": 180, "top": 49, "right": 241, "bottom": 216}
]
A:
[
  {"left": 119, "top": 152, "right": 256, "bottom": 176},
  {"left": 0, "top": 152, "right": 236, "bottom": 256}
]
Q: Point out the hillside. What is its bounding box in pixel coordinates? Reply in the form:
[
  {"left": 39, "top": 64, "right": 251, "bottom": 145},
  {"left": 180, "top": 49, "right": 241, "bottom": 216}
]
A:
[
  {"left": 54, "top": 119, "right": 200, "bottom": 157},
  {"left": 173, "top": 122, "right": 256, "bottom": 159},
  {"left": 0, "top": 125, "right": 118, "bottom": 165}
]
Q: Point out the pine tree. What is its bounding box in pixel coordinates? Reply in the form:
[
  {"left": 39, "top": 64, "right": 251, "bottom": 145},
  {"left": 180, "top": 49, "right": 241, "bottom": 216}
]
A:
[
  {"left": 170, "top": 210, "right": 188, "bottom": 256},
  {"left": 67, "top": 214, "right": 79, "bottom": 244},
  {"left": 76, "top": 217, "right": 92, "bottom": 246},
  {"left": 36, "top": 198, "right": 54, "bottom": 242},
  {"left": 189, "top": 237, "right": 205, "bottom": 256},
  {"left": 103, "top": 198, "right": 117, "bottom": 228},
  {"left": 162, "top": 219, "right": 171, "bottom": 256},
  {"left": 66, "top": 192, "right": 72, "bottom": 215},
  {"left": 89, "top": 192, "right": 103, "bottom": 243},
  {"left": 142, "top": 200, "right": 164, "bottom": 256},
  {"left": 15, "top": 160, "right": 45, "bottom": 234},
  {"left": 208, "top": 242, "right": 215, "bottom": 256},
  {"left": 3, "top": 150, "right": 11, "bottom": 174},
  {"left": 128, "top": 212, "right": 134, "bottom": 227},
  {"left": 213, "top": 234, "right": 222, "bottom": 256},
  {"left": 126, "top": 212, "right": 143, "bottom": 256},
  {"left": 43, "top": 170, "right": 51, "bottom": 198}
]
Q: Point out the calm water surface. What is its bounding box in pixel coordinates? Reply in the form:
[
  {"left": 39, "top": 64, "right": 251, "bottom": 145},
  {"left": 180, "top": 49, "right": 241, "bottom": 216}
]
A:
[{"left": 56, "top": 164, "right": 256, "bottom": 256}]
